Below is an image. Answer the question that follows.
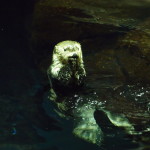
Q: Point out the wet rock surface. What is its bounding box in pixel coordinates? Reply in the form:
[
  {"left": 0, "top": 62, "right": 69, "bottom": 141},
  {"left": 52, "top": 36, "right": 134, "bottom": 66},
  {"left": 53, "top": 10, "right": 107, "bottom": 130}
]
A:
[
  {"left": 32, "top": 0, "right": 150, "bottom": 83},
  {"left": 0, "top": 0, "right": 150, "bottom": 149}
]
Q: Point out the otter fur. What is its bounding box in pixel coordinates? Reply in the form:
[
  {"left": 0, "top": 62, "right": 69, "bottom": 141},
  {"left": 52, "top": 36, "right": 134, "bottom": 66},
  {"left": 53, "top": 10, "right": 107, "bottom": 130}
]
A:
[{"left": 47, "top": 40, "right": 86, "bottom": 88}]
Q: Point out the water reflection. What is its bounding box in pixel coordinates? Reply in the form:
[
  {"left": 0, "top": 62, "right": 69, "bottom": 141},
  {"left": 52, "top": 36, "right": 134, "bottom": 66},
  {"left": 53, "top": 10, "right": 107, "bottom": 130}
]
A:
[{"left": 46, "top": 80, "right": 150, "bottom": 149}]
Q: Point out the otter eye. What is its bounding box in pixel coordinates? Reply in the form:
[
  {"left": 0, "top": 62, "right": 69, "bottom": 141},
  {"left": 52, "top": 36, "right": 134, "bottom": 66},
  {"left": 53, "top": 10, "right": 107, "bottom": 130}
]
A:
[{"left": 76, "top": 47, "right": 80, "bottom": 51}]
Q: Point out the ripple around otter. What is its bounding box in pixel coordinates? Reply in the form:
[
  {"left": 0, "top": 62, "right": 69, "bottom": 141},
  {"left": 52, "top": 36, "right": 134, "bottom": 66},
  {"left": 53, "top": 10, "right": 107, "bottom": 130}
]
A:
[{"left": 44, "top": 79, "right": 150, "bottom": 149}]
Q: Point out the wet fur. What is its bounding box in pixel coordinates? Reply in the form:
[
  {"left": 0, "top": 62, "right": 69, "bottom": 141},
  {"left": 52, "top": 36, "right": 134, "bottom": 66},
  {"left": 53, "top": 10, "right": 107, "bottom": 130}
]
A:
[{"left": 47, "top": 40, "right": 86, "bottom": 88}]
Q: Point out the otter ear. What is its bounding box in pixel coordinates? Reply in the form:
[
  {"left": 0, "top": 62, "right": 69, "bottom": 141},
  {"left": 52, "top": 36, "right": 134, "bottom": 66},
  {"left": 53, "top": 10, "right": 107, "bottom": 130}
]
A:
[
  {"left": 55, "top": 46, "right": 59, "bottom": 49},
  {"left": 54, "top": 46, "right": 58, "bottom": 53},
  {"left": 78, "top": 45, "right": 82, "bottom": 51}
]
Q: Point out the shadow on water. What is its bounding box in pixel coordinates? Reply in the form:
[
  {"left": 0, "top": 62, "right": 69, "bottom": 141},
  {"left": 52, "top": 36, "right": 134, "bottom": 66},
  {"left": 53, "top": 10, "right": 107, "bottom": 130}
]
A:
[{"left": 0, "top": 0, "right": 150, "bottom": 150}]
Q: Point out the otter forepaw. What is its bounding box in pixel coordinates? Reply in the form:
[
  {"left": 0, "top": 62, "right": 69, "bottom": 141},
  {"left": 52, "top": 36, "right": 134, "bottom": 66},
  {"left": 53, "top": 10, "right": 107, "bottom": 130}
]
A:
[
  {"left": 58, "top": 66, "right": 72, "bottom": 82},
  {"left": 48, "top": 88, "right": 57, "bottom": 101}
]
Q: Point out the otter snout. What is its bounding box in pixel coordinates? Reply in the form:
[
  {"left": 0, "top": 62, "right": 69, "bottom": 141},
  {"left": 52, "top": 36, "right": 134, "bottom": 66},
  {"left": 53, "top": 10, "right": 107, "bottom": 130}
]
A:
[
  {"left": 72, "top": 53, "right": 78, "bottom": 58},
  {"left": 68, "top": 53, "right": 78, "bottom": 68},
  {"left": 69, "top": 53, "right": 78, "bottom": 59}
]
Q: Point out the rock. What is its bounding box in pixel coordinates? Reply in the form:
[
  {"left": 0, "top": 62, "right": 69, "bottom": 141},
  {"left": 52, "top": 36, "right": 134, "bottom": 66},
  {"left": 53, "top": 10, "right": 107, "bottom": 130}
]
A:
[
  {"left": 117, "top": 30, "right": 150, "bottom": 83},
  {"left": 31, "top": 0, "right": 150, "bottom": 84}
]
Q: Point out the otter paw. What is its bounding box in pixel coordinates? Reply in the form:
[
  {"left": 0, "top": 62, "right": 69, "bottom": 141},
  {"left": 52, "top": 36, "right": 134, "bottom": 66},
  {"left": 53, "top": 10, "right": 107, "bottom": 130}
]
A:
[
  {"left": 78, "top": 67, "right": 86, "bottom": 75},
  {"left": 58, "top": 66, "right": 72, "bottom": 81},
  {"left": 73, "top": 122, "right": 103, "bottom": 145},
  {"left": 48, "top": 88, "right": 57, "bottom": 101},
  {"left": 77, "top": 68, "right": 86, "bottom": 81}
]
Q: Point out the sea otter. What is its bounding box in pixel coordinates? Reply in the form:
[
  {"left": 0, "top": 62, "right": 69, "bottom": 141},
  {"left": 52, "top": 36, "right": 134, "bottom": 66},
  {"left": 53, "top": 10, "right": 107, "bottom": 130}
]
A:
[
  {"left": 46, "top": 41, "right": 146, "bottom": 146},
  {"left": 47, "top": 40, "right": 86, "bottom": 89}
]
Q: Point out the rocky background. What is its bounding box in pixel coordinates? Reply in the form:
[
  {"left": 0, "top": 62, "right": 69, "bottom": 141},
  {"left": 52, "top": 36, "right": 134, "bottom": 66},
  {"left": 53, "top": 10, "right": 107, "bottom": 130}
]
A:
[
  {"left": 32, "top": 0, "right": 150, "bottom": 84},
  {"left": 0, "top": 0, "right": 150, "bottom": 149}
]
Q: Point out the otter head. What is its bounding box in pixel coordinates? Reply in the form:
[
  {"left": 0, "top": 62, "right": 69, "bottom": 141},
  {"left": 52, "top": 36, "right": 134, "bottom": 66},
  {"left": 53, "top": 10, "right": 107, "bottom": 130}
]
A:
[{"left": 53, "top": 40, "right": 83, "bottom": 68}]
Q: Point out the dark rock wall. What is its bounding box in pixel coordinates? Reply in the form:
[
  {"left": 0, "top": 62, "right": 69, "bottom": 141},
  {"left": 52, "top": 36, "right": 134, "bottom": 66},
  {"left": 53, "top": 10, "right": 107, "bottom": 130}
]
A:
[{"left": 31, "top": 0, "right": 150, "bottom": 83}]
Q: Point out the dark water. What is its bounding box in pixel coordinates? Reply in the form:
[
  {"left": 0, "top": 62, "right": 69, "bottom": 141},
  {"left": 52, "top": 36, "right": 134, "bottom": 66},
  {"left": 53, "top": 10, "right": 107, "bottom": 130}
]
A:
[{"left": 0, "top": 0, "right": 150, "bottom": 150}]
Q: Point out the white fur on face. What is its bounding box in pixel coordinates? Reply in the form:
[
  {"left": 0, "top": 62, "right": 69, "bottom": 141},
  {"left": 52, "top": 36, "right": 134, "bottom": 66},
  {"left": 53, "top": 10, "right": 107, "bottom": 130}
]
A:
[
  {"left": 50, "top": 40, "right": 85, "bottom": 78},
  {"left": 55, "top": 41, "right": 83, "bottom": 62}
]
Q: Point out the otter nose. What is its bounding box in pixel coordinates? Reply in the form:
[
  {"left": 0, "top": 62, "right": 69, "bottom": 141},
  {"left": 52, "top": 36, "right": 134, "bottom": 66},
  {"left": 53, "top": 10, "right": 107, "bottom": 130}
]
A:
[{"left": 72, "top": 53, "right": 78, "bottom": 58}]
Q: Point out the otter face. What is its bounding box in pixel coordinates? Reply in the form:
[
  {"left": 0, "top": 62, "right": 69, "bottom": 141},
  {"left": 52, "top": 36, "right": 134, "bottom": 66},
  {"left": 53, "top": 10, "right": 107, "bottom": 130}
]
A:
[{"left": 54, "top": 41, "right": 83, "bottom": 65}]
